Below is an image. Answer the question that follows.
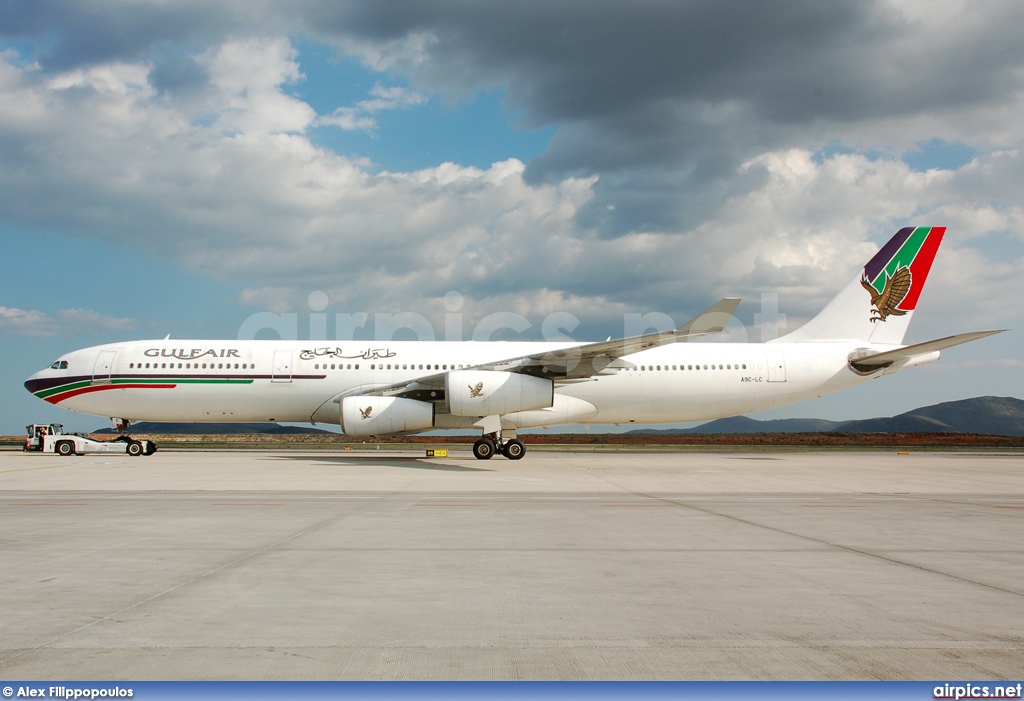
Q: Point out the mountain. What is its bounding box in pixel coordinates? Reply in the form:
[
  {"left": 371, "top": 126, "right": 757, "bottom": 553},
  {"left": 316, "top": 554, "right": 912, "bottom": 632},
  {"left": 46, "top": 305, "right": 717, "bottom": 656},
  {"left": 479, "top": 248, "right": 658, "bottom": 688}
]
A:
[
  {"left": 838, "top": 396, "right": 1024, "bottom": 436},
  {"left": 635, "top": 415, "right": 845, "bottom": 434},
  {"left": 632, "top": 396, "right": 1024, "bottom": 437}
]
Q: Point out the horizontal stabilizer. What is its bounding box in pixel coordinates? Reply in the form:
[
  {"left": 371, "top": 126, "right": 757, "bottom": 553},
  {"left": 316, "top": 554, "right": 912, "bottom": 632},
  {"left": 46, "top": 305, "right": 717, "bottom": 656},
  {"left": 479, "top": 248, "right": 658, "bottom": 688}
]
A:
[{"left": 850, "top": 330, "right": 1005, "bottom": 370}]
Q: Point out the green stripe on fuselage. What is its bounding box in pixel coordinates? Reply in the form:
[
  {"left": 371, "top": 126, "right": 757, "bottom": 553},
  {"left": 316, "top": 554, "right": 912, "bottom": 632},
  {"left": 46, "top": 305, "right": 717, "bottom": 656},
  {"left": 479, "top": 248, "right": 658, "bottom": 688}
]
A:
[
  {"left": 869, "top": 226, "right": 930, "bottom": 293},
  {"left": 35, "top": 377, "right": 254, "bottom": 399},
  {"left": 35, "top": 380, "right": 92, "bottom": 399}
]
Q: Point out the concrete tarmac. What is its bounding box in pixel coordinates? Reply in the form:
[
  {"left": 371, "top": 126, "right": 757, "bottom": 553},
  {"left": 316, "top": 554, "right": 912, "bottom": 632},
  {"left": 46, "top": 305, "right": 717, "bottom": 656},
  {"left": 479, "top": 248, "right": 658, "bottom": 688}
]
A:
[{"left": 1, "top": 448, "right": 1022, "bottom": 680}]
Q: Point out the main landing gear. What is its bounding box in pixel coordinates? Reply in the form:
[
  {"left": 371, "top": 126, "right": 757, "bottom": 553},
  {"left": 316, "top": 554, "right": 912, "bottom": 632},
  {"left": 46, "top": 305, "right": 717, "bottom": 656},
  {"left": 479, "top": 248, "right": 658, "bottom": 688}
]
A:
[{"left": 472, "top": 434, "right": 526, "bottom": 460}]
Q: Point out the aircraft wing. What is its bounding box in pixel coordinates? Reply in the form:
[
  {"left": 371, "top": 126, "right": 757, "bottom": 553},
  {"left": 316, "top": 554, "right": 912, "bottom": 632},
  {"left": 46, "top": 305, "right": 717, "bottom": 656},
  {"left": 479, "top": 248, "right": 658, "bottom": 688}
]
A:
[
  {"left": 477, "top": 297, "right": 741, "bottom": 379},
  {"left": 343, "top": 298, "right": 741, "bottom": 401},
  {"left": 849, "top": 330, "right": 1005, "bottom": 371}
]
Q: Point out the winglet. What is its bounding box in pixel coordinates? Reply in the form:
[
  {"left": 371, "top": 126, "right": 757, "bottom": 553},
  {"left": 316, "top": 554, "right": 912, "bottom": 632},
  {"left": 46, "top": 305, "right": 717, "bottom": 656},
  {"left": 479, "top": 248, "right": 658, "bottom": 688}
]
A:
[{"left": 677, "top": 297, "right": 741, "bottom": 335}]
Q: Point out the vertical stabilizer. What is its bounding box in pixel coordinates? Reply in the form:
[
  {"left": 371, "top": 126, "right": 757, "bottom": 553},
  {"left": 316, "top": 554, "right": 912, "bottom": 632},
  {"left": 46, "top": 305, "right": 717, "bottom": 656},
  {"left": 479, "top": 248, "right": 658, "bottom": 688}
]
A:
[{"left": 775, "top": 227, "right": 945, "bottom": 344}]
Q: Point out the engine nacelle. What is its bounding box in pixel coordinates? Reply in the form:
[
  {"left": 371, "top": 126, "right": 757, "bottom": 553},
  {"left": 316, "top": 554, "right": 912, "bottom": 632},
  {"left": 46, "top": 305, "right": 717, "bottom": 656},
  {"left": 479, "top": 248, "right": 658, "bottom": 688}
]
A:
[
  {"left": 446, "top": 370, "right": 553, "bottom": 417},
  {"left": 340, "top": 396, "right": 434, "bottom": 435}
]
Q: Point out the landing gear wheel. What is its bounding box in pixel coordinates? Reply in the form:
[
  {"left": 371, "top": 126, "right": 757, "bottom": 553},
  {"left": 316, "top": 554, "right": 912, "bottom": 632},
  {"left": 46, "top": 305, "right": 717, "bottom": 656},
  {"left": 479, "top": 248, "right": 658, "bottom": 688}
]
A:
[
  {"left": 502, "top": 439, "right": 526, "bottom": 460},
  {"left": 127, "top": 440, "right": 143, "bottom": 457},
  {"left": 145, "top": 442, "right": 158, "bottom": 455},
  {"left": 472, "top": 438, "right": 496, "bottom": 460},
  {"left": 56, "top": 441, "right": 74, "bottom": 456}
]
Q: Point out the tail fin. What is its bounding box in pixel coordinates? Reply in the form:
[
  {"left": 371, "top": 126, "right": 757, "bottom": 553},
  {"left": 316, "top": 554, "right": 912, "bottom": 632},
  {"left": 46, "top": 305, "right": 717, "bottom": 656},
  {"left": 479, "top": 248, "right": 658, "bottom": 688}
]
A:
[{"left": 775, "top": 226, "right": 945, "bottom": 344}]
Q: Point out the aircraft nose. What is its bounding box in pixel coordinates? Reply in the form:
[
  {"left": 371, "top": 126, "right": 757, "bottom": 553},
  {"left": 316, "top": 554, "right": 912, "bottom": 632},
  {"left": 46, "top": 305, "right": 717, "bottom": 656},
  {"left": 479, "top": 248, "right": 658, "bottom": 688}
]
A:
[{"left": 25, "top": 370, "right": 47, "bottom": 397}]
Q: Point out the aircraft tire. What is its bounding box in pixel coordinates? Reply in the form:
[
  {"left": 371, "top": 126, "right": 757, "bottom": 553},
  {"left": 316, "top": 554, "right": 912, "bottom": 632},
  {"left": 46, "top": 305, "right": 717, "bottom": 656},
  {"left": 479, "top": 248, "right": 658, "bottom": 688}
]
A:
[
  {"left": 472, "top": 438, "right": 495, "bottom": 460},
  {"left": 145, "top": 442, "right": 158, "bottom": 455},
  {"left": 502, "top": 439, "right": 526, "bottom": 460},
  {"left": 56, "top": 441, "right": 74, "bottom": 456},
  {"left": 127, "top": 440, "right": 143, "bottom": 457}
]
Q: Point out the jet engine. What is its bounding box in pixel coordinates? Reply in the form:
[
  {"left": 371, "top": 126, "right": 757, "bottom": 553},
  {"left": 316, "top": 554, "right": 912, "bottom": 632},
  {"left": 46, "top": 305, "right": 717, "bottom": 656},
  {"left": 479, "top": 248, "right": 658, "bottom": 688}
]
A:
[
  {"left": 340, "top": 396, "right": 434, "bottom": 435},
  {"left": 446, "top": 370, "right": 553, "bottom": 417}
]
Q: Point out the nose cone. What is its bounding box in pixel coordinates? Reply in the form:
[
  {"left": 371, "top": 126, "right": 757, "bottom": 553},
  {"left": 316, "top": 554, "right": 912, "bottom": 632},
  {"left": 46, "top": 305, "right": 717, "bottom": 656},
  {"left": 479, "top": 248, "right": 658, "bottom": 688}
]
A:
[{"left": 24, "top": 370, "right": 50, "bottom": 398}]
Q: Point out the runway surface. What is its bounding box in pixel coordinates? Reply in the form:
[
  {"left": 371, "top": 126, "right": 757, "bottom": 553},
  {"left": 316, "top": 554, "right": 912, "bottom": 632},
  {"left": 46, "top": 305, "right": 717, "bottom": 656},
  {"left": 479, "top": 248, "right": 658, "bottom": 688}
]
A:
[{"left": 1, "top": 448, "right": 1022, "bottom": 680}]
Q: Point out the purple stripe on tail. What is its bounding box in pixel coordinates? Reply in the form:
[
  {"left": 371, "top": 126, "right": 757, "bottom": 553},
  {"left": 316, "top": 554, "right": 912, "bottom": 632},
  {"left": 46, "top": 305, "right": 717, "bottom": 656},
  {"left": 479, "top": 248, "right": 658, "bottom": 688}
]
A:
[{"left": 864, "top": 227, "right": 914, "bottom": 283}]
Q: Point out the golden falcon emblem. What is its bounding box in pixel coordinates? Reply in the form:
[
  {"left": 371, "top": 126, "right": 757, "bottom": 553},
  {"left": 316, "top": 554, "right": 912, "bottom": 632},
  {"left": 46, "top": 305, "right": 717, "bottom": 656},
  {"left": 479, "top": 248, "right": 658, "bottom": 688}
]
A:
[
  {"left": 469, "top": 382, "right": 484, "bottom": 398},
  {"left": 861, "top": 267, "right": 912, "bottom": 323}
]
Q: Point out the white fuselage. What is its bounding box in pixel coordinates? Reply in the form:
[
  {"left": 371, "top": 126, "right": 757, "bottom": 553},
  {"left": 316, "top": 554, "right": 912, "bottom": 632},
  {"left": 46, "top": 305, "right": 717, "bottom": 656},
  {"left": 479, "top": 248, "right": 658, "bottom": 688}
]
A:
[{"left": 26, "top": 339, "right": 894, "bottom": 430}]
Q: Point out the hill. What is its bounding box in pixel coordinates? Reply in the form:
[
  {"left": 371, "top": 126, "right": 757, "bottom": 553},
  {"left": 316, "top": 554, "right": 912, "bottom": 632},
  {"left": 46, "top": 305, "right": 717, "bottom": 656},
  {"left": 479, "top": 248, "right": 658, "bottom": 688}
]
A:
[
  {"left": 633, "top": 396, "right": 1024, "bottom": 437},
  {"left": 637, "top": 415, "right": 845, "bottom": 434},
  {"left": 837, "top": 396, "right": 1024, "bottom": 436}
]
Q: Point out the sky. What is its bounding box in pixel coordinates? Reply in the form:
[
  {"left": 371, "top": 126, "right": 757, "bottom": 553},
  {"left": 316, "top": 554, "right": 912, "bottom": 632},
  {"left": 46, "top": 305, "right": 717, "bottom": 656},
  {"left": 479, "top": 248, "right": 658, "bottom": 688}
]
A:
[{"left": 1, "top": 0, "right": 1022, "bottom": 434}]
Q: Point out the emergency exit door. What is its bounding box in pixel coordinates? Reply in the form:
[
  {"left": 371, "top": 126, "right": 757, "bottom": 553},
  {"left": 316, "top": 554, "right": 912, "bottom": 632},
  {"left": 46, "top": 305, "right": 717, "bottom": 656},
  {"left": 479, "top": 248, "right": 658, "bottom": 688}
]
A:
[
  {"left": 271, "top": 351, "right": 293, "bottom": 383},
  {"left": 766, "top": 351, "right": 787, "bottom": 382}
]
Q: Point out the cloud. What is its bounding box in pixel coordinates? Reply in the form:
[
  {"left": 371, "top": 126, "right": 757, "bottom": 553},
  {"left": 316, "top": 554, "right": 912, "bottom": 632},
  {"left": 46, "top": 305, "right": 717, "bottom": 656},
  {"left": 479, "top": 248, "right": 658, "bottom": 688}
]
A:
[
  {"left": 318, "top": 83, "right": 426, "bottom": 131},
  {"left": 0, "top": 306, "right": 136, "bottom": 337},
  {"left": 297, "top": 1, "right": 1024, "bottom": 235},
  {"left": 0, "top": 7, "right": 1022, "bottom": 342}
]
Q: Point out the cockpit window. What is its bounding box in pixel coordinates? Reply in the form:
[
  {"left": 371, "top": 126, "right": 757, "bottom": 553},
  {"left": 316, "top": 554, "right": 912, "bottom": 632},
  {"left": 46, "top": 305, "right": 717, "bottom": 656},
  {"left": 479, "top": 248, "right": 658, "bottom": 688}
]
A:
[{"left": 48, "top": 361, "right": 69, "bottom": 370}]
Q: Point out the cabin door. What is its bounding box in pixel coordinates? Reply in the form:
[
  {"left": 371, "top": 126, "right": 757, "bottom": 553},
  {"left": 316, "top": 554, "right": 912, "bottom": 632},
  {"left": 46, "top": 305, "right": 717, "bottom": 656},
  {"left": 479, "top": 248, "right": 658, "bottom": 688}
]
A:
[{"left": 92, "top": 350, "right": 116, "bottom": 384}]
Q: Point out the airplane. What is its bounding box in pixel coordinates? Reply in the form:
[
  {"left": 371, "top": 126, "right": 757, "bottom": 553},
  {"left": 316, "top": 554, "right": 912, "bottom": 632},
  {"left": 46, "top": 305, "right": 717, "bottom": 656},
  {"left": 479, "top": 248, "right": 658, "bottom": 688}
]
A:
[{"left": 25, "top": 226, "right": 1004, "bottom": 460}]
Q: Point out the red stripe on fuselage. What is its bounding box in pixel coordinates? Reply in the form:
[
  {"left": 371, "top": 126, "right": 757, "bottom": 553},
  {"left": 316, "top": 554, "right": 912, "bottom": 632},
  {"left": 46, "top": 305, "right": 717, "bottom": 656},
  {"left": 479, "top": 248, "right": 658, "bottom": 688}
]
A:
[{"left": 45, "top": 383, "right": 176, "bottom": 405}]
